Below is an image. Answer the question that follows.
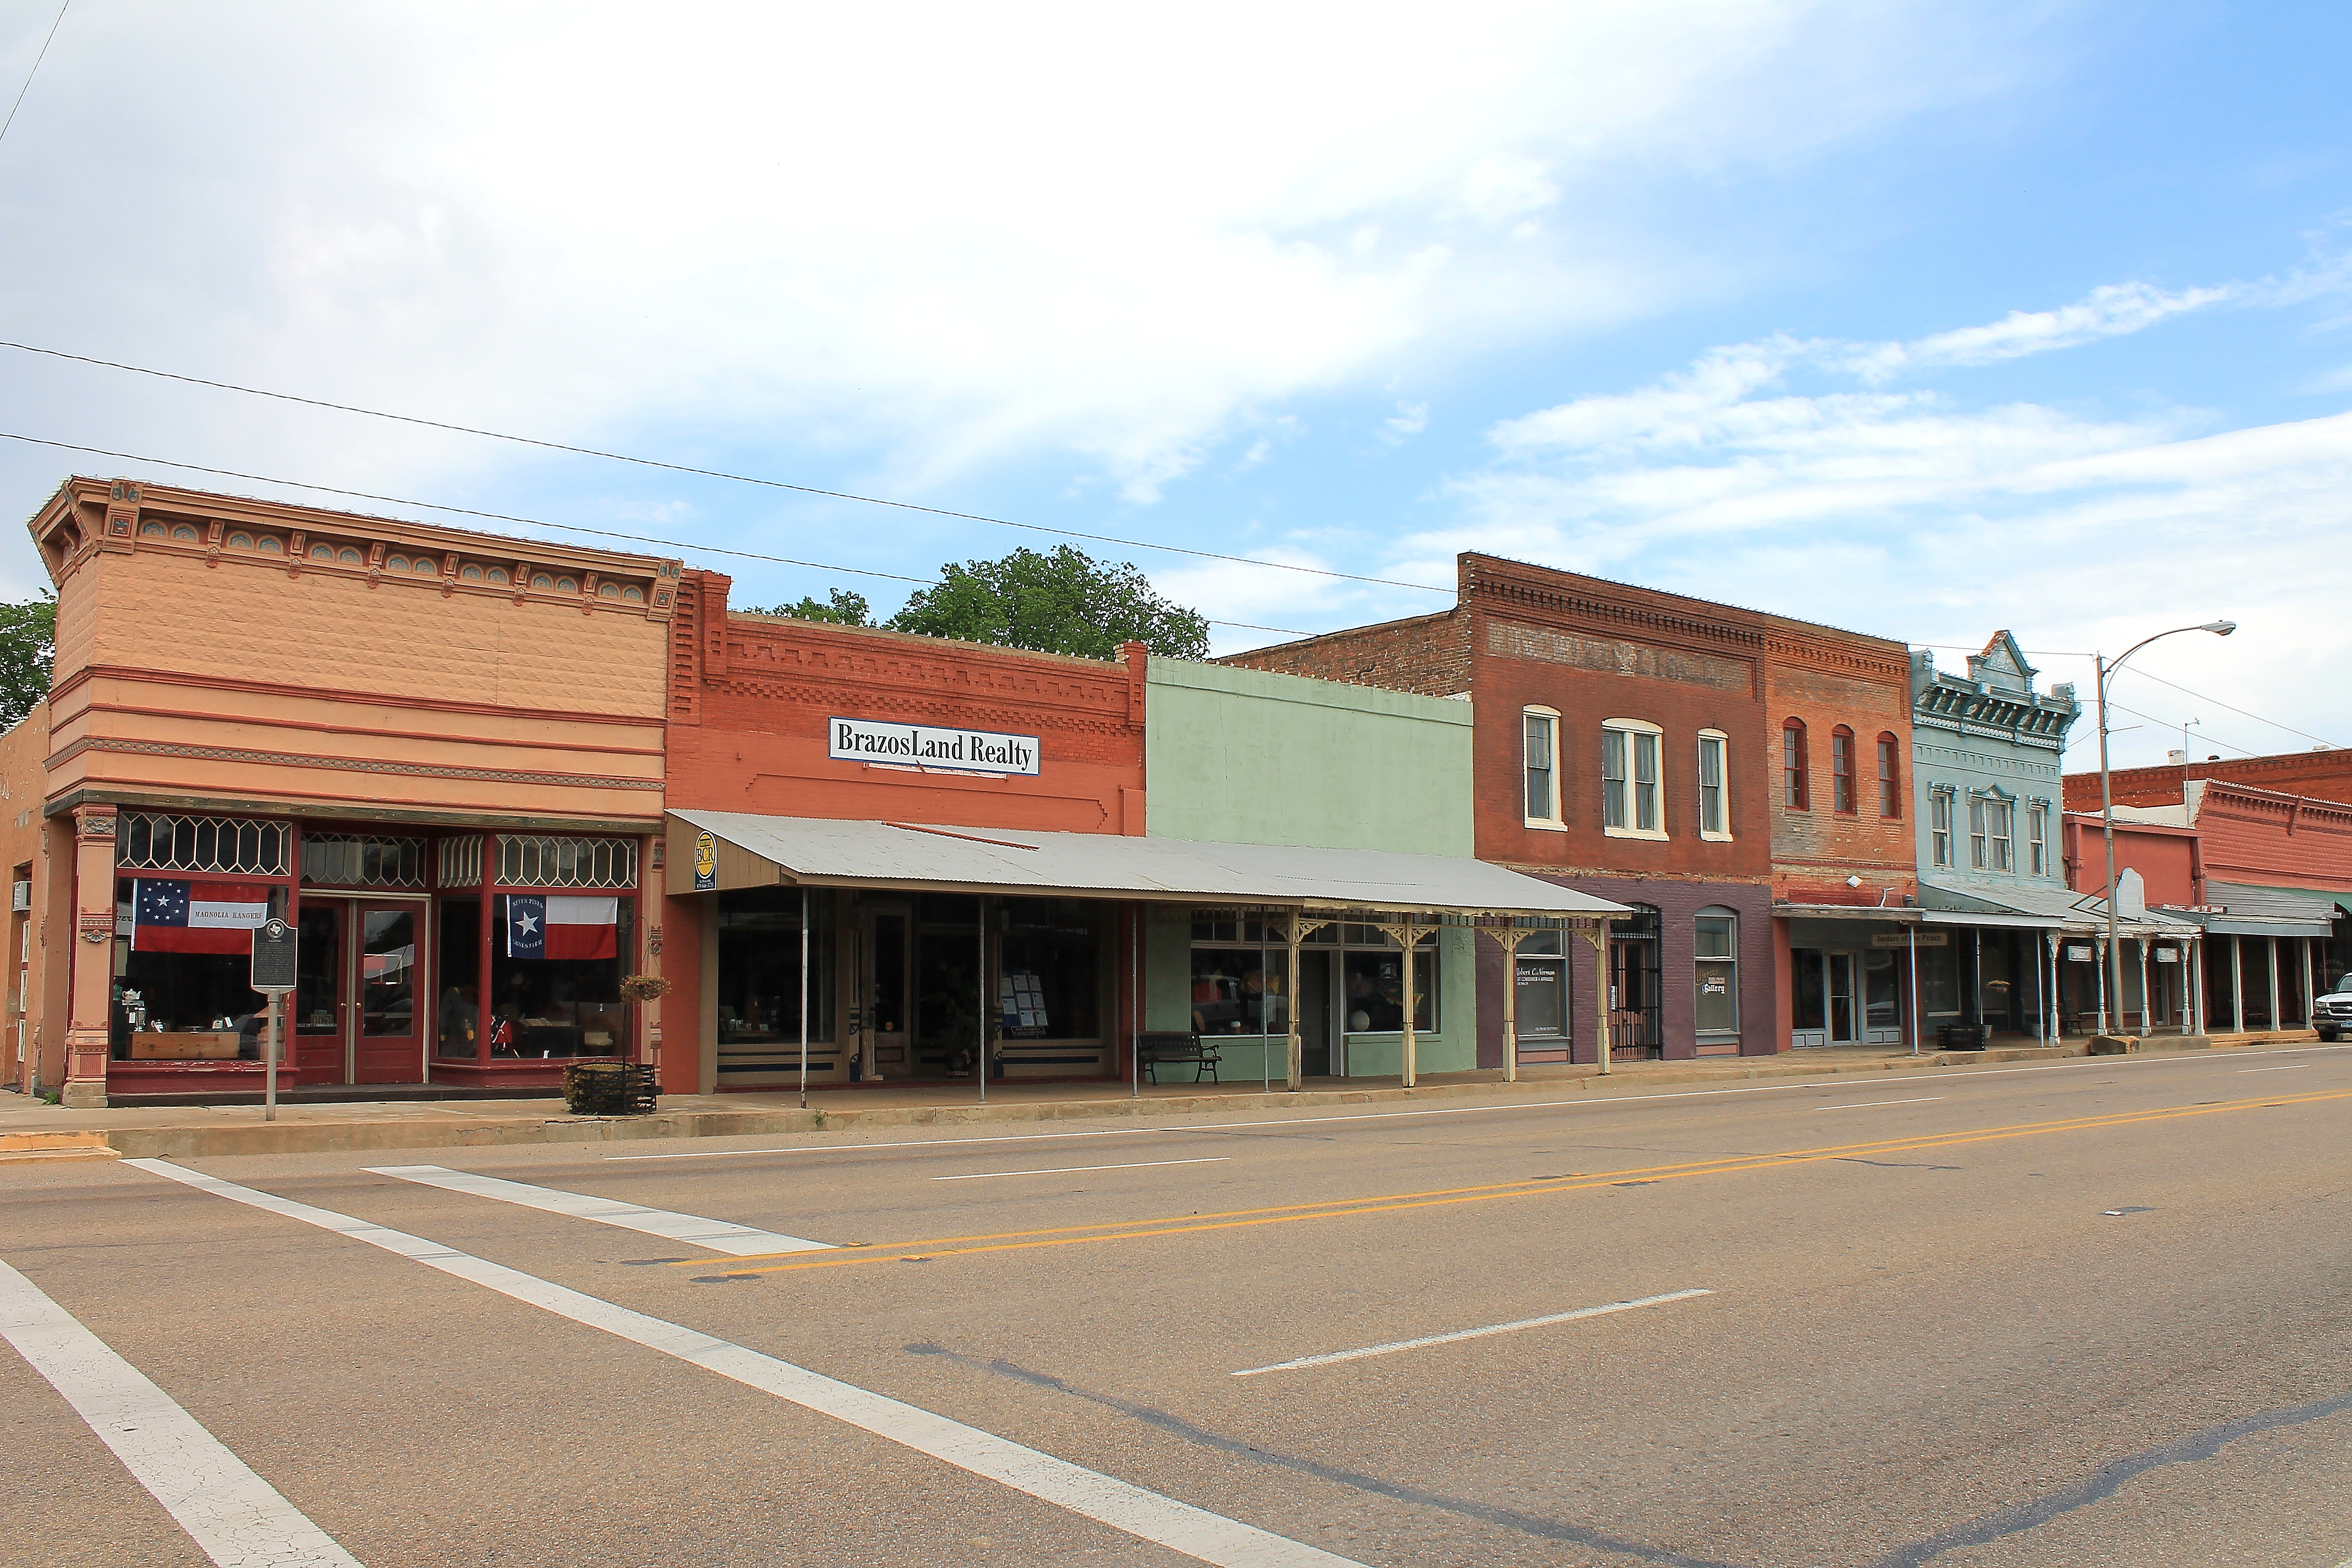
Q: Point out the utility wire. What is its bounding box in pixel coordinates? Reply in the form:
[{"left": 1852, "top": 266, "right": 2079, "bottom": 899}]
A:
[
  {"left": 2113, "top": 663, "right": 2343, "bottom": 752},
  {"left": 0, "top": 430, "right": 1316, "bottom": 638},
  {"left": 0, "top": 339, "right": 1450, "bottom": 598},
  {"left": 0, "top": 0, "right": 68, "bottom": 148}
]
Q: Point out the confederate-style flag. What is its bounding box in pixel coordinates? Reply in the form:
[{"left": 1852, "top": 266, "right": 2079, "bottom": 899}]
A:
[
  {"left": 132, "top": 879, "right": 270, "bottom": 954},
  {"left": 505, "top": 894, "right": 618, "bottom": 961}
]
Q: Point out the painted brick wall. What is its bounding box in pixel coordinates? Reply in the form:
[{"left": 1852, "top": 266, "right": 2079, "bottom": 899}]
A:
[
  {"left": 1762, "top": 624, "right": 1917, "bottom": 905},
  {"left": 2066, "top": 750, "right": 2352, "bottom": 812},
  {"left": 1219, "top": 609, "right": 1471, "bottom": 696}
]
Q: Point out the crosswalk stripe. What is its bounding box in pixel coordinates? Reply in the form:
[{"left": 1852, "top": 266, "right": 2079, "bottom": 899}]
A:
[
  {"left": 125, "top": 1159, "right": 1362, "bottom": 1568},
  {"left": 0, "top": 1259, "right": 364, "bottom": 1568},
  {"left": 363, "top": 1164, "right": 832, "bottom": 1255}
]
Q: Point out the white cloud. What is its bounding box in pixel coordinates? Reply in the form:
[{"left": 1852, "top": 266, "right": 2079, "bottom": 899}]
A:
[
  {"left": 0, "top": 0, "right": 2063, "bottom": 543},
  {"left": 1382, "top": 402, "right": 1430, "bottom": 443},
  {"left": 1441, "top": 280, "right": 2352, "bottom": 766}
]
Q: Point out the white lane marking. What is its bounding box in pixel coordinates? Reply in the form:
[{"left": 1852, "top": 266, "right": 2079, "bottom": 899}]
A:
[
  {"left": 933, "top": 1157, "right": 1231, "bottom": 1182},
  {"left": 1232, "top": 1288, "right": 1713, "bottom": 1378},
  {"left": 609, "top": 1048, "right": 2351, "bottom": 1163},
  {"left": 1809, "top": 1097, "right": 1944, "bottom": 1112},
  {"left": 0, "top": 1259, "right": 364, "bottom": 1567},
  {"left": 125, "top": 1161, "right": 1361, "bottom": 1568},
  {"left": 363, "top": 1166, "right": 831, "bottom": 1256},
  {"left": 2239, "top": 1065, "right": 2310, "bottom": 1072}
]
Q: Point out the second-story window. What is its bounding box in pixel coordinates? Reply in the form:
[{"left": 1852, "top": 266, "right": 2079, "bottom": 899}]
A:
[
  {"left": 1988, "top": 798, "right": 2015, "bottom": 872},
  {"left": 1931, "top": 788, "right": 1954, "bottom": 867},
  {"left": 1602, "top": 720, "right": 1665, "bottom": 837},
  {"left": 1782, "top": 720, "right": 1809, "bottom": 810},
  {"left": 1968, "top": 797, "right": 1989, "bottom": 869},
  {"left": 1523, "top": 709, "right": 1560, "bottom": 825},
  {"left": 1831, "top": 727, "right": 1856, "bottom": 813},
  {"left": 2027, "top": 802, "right": 2048, "bottom": 875},
  {"left": 1697, "top": 731, "right": 1731, "bottom": 840},
  {"left": 1876, "top": 733, "right": 1901, "bottom": 818}
]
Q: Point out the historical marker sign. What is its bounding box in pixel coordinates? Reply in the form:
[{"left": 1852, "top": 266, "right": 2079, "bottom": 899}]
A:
[{"left": 251, "top": 917, "right": 298, "bottom": 993}]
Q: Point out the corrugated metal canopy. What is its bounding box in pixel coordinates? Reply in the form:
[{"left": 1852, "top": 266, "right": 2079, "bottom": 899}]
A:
[
  {"left": 1919, "top": 877, "right": 2201, "bottom": 937},
  {"left": 669, "top": 809, "right": 1628, "bottom": 922},
  {"left": 2179, "top": 880, "right": 2339, "bottom": 937}
]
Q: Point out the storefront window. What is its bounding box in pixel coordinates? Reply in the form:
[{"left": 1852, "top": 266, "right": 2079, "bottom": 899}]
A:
[
  {"left": 1515, "top": 931, "right": 1565, "bottom": 1037},
  {"left": 437, "top": 897, "right": 481, "bottom": 1058},
  {"left": 1694, "top": 909, "right": 1739, "bottom": 1035},
  {"left": 1863, "top": 949, "right": 1901, "bottom": 1030},
  {"left": 1792, "top": 949, "right": 1826, "bottom": 1031},
  {"left": 1000, "top": 898, "right": 1100, "bottom": 1039},
  {"left": 489, "top": 891, "right": 633, "bottom": 1058},
  {"left": 715, "top": 889, "right": 834, "bottom": 1046},
  {"left": 914, "top": 894, "right": 982, "bottom": 1070},
  {"left": 1341, "top": 945, "right": 1435, "bottom": 1033},
  {"left": 1918, "top": 942, "right": 1961, "bottom": 1016},
  {"left": 112, "top": 876, "right": 287, "bottom": 1060}
]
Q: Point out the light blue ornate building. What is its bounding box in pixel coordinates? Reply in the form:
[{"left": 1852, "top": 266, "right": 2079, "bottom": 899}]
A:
[{"left": 1909, "top": 633, "right": 2082, "bottom": 1039}]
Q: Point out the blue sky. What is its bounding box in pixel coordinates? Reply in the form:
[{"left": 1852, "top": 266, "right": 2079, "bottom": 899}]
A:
[{"left": 2, "top": 1, "right": 2349, "bottom": 770}]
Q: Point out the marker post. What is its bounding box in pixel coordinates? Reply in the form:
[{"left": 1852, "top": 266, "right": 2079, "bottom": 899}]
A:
[{"left": 251, "top": 918, "right": 298, "bottom": 1123}]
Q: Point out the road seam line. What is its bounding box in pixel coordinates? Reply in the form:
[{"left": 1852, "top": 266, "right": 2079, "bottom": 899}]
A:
[
  {"left": 122, "top": 1160, "right": 1362, "bottom": 1568},
  {"left": 363, "top": 1164, "right": 830, "bottom": 1255},
  {"left": 0, "top": 1259, "right": 364, "bottom": 1568},
  {"left": 1811, "top": 1098, "right": 1944, "bottom": 1111},
  {"left": 933, "top": 1158, "right": 1231, "bottom": 1181},
  {"left": 1232, "top": 1289, "right": 1713, "bottom": 1376}
]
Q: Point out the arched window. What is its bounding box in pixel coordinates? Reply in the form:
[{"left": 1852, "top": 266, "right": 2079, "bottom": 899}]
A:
[
  {"left": 1876, "top": 732, "right": 1901, "bottom": 818},
  {"left": 1831, "top": 726, "right": 1856, "bottom": 813},
  {"left": 1782, "top": 719, "right": 1809, "bottom": 810},
  {"left": 1695, "top": 907, "right": 1740, "bottom": 1038}
]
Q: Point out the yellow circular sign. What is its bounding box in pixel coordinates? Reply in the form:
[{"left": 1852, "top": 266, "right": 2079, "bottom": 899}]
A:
[{"left": 694, "top": 829, "right": 717, "bottom": 885}]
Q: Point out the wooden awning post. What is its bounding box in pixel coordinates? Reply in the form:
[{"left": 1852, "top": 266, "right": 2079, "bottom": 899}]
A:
[{"left": 1480, "top": 925, "right": 1536, "bottom": 1084}]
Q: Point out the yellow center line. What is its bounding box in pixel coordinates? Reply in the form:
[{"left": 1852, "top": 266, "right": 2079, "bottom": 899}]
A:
[{"left": 679, "top": 1087, "right": 2352, "bottom": 1277}]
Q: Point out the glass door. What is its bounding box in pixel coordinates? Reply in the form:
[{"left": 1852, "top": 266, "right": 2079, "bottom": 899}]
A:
[
  {"left": 353, "top": 902, "right": 424, "bottom": 1084},
  {"left": 861, "top": 905, "right": 910, "bottom": 1079},
  {"left": 293, "top": 903, "right": 345, "bottom": 1082},
  {"left": 1828, "top": 952, "right": 1859, "bottom": 1044}
]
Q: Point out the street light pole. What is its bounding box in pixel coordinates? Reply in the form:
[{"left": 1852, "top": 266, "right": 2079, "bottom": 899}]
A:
[{"left": 2097, "top": 619, "right": 2235, "bottom": 1042}]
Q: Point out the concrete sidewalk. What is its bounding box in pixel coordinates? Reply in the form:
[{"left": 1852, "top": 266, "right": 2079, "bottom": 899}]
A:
[{"left": 0, "top": 1031, "right": 2315, "bottom": 1162}]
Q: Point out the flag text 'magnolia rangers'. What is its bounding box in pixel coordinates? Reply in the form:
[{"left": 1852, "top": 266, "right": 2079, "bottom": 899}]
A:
[{"left": 827, "top": 716, "right": 1042, "bottom": 777}]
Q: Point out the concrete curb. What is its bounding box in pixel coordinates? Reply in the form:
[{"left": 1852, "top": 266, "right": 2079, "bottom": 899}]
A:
[{"left": 81, "top": 1043, "right": 2129, "bottom": 1160}]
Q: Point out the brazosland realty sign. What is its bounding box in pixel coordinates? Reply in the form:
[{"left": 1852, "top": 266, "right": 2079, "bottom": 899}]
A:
[{"left": 829, "top": 716, "right": 1041, "bottom": 776}]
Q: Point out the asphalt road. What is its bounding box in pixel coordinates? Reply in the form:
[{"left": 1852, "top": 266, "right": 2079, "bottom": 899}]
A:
[{"left": 4, "top": 1044, "right": 2350, "bottom": 1568}]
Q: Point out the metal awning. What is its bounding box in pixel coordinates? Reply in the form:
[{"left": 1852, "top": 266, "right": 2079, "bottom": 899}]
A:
[
  {"left": 668, "top": 810, "right": 1629, "bottom": 923},
  {"left": 1918, "top": 878, "right": 2200, "bottom": 938},
  {"left": 2169, "top": 881, "right": 2338, "bottom": 938}
]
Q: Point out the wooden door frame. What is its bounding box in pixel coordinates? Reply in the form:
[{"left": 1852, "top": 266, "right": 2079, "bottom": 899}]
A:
[{"left": 303, "top": 890, "right": 432, "bottom": 1085}]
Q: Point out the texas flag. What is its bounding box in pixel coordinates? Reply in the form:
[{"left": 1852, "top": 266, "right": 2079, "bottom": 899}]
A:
[
  {"left": 132, "top": 879, "right": 270, "bottom": 954},
  {"left": 505, "top": 894, "right": 618, "bottom": 960}
]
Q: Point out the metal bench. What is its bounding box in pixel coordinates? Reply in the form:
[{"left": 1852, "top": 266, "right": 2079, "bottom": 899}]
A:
[{"left": 1137, "top": 1031, "right": 1222, "bottom": 1084}]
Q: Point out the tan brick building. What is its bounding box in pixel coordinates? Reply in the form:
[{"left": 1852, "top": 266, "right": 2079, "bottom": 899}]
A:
[{"left": 12, "top": 477, "right": 678, "bottom": 1106}]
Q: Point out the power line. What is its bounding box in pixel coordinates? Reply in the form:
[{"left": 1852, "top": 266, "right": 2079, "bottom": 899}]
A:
[
  {"left": 0, "top": 339, "right": 1452, "bottom": 600},
  {"left": 0, "top": 430, "right": 1316, "bottom": 639},
  {"left": 2114, "top": 663, "right": 2344, "bottom": 752},
  {"left": 0, "top": 0, "right": 68, "bottom": 149}
]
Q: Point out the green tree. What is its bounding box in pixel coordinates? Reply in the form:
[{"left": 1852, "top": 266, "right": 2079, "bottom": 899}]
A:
[
  {"left": 887, "top": 546, "right": 1208, "bottom": 661},
  {"left": 761, "top": 588, "right": 873, "bottom": 625},
  {"left": 0, "top": 592, "right": 56, "bottom": 731}
]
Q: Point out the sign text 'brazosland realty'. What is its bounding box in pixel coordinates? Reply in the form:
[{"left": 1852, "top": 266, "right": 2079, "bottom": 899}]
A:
[{"left": 829, "top": 716, "right": 1041, "bottom": 776}]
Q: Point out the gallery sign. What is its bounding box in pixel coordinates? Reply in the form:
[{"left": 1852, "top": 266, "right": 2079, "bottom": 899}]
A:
[{"left": 829, "top": 716, "right": 1041, "bottom": 776}]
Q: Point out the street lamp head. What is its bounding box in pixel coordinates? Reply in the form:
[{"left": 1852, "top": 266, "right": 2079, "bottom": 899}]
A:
[{"left": 2202, "top": 620, "right": 2236, "bottom": 636}]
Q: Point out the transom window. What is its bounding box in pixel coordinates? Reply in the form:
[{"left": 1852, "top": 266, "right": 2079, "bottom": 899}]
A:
[
  {"left": 301, "top": 832, "right": 427, "bottom": 888},
  {"left": 496, "top": 835, "right": 638, "bottom": 889},
  {"left": 117, "top": 813, "right": 290, "bottom": 875},
  {"left": 1602, "top": 720, "right": 1665, "bottom": 839}
]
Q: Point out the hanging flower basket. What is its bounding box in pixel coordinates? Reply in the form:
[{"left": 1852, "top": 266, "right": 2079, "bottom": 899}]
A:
[{"left": 617, "top": 973, "right": 671, "bottom": 1003}]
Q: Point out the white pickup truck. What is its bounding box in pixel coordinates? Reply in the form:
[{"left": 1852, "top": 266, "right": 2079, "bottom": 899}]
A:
[{"left": 2317, "top": 983, "right": 2352, "bottom": 1042}]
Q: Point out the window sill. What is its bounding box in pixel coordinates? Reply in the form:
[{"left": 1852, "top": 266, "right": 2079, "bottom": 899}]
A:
[
  {"left": 1698, "top": 830, "right": 1734, "bottom": 843},
  {"left": 1522, "top": 819, "right": 1568, "bottom": 832},
  {"left": 1602, "top": 826, "right": 1670, "bottom": 841}
]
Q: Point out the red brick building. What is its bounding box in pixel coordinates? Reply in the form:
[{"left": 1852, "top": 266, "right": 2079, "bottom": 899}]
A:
[
  {"left": 1226, "top": 554, "right": 1776, "bottom": 1062},
  {"left": 657, "top": 571, "right": 1150, "bottom": 1095},
  {"left": 2064, "top": 748, "right": 2352, "bottom": 812},
  {"left": 1762, "top": 614, "right": 1920, "bottom": 1049}
]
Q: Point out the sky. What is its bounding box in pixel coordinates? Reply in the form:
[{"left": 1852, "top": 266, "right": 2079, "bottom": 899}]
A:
[{"left": 1, "top": 1, "right": 2349, "bottom": 771}]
